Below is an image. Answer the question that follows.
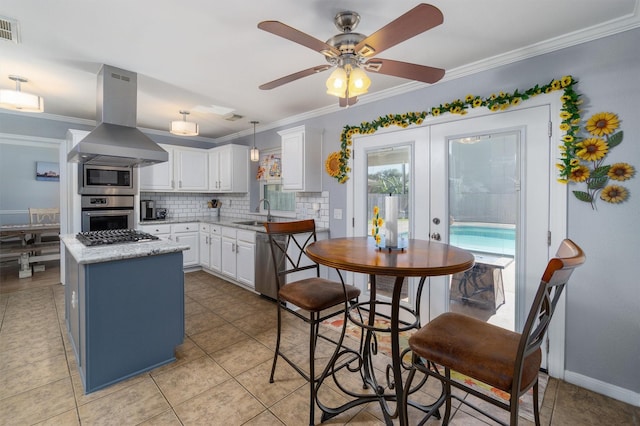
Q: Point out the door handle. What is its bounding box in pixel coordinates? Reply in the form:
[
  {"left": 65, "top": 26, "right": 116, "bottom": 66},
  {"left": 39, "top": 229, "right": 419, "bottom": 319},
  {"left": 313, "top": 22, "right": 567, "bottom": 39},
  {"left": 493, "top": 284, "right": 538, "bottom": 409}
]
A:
[{"left": 430, "top": 232, "right": 441, "bottom": 241}]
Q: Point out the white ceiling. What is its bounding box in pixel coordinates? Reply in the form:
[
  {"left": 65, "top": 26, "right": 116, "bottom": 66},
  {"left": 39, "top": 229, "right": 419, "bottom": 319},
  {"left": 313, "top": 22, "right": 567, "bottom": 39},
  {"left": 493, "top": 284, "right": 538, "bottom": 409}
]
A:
[{"left": 1, "top": 0, "right": 638, "bottom": 142}]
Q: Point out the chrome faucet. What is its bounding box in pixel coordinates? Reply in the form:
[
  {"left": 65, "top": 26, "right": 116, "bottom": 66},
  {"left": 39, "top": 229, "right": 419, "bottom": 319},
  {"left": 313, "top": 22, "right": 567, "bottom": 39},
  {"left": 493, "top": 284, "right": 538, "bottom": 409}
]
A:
[{"left": 256, "top": 198, "right": 273, "bottom": 222}]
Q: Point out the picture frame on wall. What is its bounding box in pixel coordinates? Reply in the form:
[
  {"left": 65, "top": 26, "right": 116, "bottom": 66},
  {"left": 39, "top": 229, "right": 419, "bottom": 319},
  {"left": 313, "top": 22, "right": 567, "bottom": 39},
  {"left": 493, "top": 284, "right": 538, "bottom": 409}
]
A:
[
  {"left": 256, "top": 148, "right": 282, "bottom": 181},
  {"left": 36, "top": 161, "right": 60, "bottom": 182}
]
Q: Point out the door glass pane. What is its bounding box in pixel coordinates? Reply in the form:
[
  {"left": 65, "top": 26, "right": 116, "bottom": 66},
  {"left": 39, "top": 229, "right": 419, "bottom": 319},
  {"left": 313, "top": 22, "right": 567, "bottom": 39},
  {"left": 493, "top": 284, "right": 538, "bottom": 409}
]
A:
[
  {"left": 366, "top": 145, "right": 411, "bottom": 302},
  {"left": 448, "top": 132, "right": 518, "bottom": 331}
]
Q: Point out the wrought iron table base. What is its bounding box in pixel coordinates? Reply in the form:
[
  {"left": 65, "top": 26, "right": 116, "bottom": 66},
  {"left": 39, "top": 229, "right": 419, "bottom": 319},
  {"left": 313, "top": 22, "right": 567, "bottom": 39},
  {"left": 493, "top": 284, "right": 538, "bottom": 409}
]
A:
[{"left": 316, "top": 274, "right": 443, "bottom": 425}]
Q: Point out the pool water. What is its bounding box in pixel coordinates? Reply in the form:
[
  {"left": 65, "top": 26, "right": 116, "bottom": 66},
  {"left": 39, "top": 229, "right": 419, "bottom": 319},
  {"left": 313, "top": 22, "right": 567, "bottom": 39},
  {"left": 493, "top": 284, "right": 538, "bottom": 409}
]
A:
[{"left": 449, "top": 224, "right": 515, "bottom": 256}]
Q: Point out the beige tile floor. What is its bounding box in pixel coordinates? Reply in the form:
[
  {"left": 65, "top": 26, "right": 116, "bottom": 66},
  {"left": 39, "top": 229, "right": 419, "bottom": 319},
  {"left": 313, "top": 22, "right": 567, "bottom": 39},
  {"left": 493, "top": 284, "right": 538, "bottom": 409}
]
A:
[{"left": 1, "top": 262, "right": 638, "bottom": 425}]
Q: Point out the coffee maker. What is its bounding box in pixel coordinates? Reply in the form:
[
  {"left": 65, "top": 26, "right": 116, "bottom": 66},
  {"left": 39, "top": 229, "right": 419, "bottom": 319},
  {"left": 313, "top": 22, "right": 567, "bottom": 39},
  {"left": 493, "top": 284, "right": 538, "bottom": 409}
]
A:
[{"left": 140, "top": 200, "right": 156, "bottom": 221}]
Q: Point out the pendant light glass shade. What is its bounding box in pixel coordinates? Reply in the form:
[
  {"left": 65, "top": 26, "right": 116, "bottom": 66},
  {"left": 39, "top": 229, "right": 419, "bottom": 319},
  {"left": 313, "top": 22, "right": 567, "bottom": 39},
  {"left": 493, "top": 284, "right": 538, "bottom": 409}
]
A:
[
  {"left": 250, "top": 121, "right": 260, "bottom": 162},
  {"left": 250, "top": 147, "right": 260, "bottom": 162},
  {"left": 325, "top": 67, "right": 348, "bottom": 97},
  {"left": 0, "top": 75, "right": 44, "bottom": 113},
  {"left": 170, "top": 110, "right": 199, "bottom": 136}
]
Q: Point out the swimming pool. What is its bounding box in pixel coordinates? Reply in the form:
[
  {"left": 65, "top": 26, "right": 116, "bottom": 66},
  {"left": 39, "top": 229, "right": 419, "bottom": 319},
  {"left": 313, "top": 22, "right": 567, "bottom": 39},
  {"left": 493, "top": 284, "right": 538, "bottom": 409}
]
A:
[{"left": 449, "top": 224, "right": 515, "bottom": 256}]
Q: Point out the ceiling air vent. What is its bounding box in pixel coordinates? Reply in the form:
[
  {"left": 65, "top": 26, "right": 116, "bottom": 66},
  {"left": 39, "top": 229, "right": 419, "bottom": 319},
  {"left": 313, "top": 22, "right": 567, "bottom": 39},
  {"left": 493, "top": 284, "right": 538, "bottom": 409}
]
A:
[
  {"left": 0, "top": 16, "right": 19, "bottom": 43},
  {"left": 224, "top": 113, "right": 244, "bottom": 121}
]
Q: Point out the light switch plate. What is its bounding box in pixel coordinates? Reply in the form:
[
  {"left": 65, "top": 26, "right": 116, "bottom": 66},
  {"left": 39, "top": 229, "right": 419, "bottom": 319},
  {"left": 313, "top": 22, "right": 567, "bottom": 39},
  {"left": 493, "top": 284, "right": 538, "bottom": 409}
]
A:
[{"left": 333, "top": 208, "right": 342, "bottom": 220}]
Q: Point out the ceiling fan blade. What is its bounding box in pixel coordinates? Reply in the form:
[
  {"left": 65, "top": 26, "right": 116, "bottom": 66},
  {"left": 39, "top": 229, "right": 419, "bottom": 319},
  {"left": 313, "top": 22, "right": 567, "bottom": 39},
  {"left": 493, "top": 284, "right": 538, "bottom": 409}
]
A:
[
  {"left": 355, "top": 4, "right": 443, "bottom": 58},
  {"left": 259, "top": 65, "right": 331, "bottom": 90},
  {"left": 339, "top": 96, "right": 358, "bottom": 107},
  {"left": 365, "top": 58, "right": 445, "bottom": 84},
  {"left": 258, "top": 21, "right": 341, "bottom": 58}
]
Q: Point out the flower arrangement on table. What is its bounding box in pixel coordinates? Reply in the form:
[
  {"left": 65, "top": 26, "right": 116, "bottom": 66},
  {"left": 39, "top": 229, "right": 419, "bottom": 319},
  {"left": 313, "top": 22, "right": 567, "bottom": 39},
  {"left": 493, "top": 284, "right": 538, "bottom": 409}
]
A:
[
  {"left": 371, "top": 206, "right": 384, "bottom": 246},
  {"left": 559, "top": 111, "right": 635, "bottom": 209}
]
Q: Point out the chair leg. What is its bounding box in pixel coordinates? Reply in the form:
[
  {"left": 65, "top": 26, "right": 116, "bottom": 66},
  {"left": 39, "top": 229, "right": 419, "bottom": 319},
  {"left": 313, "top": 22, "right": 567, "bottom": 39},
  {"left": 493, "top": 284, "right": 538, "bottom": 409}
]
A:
[
  {"left": 269, "top": 301, "right": 283, "bottom": 384},
  {"left": 309, "top": 312, "right": 318, "bottom": 426},
  {"left": 443, "top": 367, "right": 452, "bottom": 425},
  {"left": 533, "top": 379, "right": 540, "bottom": 426},
  {"left": 510, "top": 389, "right": 520, "bottom": 425}
]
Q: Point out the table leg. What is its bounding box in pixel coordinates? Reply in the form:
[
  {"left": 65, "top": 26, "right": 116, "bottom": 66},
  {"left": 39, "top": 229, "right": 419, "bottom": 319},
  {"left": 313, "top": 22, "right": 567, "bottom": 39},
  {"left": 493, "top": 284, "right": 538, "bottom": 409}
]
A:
[
  {"left": 392, "top": 275, "right": 409, "bottom": 426},
  {"left": 18, "top": 252, "right": 32, "bottom": 278}
]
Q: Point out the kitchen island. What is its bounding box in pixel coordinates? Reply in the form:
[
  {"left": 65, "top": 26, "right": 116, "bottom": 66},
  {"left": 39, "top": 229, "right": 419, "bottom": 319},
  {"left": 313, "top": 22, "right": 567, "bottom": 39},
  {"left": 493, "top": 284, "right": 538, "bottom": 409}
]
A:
[{"left": 61, "top": 235, "right": 189, "bottom": 394}]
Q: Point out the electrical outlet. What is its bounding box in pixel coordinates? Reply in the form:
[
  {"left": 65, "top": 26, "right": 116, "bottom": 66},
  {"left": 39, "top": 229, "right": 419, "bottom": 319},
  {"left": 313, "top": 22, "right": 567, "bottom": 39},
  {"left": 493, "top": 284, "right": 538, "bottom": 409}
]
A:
[{"left": 333, "top": 208, "right": 342, "bottom": 220}]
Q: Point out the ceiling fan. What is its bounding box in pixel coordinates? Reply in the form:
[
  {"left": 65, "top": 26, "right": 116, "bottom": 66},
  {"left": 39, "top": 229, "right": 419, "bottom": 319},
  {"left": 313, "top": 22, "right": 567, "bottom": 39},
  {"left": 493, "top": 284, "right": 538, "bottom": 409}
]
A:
[{"left": 258, "top": 3, "right": 445, "bottom": 107}]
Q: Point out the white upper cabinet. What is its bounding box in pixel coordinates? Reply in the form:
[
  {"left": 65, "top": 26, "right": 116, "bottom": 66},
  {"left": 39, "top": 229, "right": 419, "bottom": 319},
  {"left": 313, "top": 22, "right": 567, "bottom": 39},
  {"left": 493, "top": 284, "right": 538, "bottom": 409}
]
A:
[
  {"left": 175, "top": 147, "right": 208, "bottom": 191},
  {"left": 278, "top": 125, "right": 322, "bottom": 192},
  {"left": 139, "top": 144, "right": 174, "bottom": 191},
  {"left": 140, "top": 145, "right": 207, "bottom": 192},
  {"left": 208, "top": 145, "right": 249, "bottom": 193}
]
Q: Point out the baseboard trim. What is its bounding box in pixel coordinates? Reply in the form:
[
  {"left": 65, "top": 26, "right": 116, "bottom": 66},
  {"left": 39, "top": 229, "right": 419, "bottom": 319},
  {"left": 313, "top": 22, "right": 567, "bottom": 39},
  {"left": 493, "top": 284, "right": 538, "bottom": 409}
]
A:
[{"left": 564, "top": 370, "right": 640, "bottom": 407}]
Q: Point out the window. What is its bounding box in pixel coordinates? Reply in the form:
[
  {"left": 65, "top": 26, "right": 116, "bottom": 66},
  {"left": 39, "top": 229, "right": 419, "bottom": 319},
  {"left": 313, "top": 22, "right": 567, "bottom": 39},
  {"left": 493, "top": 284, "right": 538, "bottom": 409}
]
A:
[{"left": 259, "top": 180, "right": 296, "bottom": 218}]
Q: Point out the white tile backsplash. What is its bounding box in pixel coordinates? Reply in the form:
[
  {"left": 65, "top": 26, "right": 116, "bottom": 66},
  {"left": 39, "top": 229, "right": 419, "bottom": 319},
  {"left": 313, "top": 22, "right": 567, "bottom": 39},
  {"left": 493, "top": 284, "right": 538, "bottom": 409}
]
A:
[{"left": 140, "top": 191, "right": 329, "bottom": 228}]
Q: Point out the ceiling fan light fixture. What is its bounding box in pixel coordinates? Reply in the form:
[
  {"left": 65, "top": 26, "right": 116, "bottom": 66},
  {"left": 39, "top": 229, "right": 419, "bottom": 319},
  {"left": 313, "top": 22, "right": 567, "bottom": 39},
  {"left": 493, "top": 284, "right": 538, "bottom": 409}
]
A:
[
  {"left": 347, "top": 66, "right": 370, "bottom": 96},
  {"left": 326, "top": 66, "right": 347, "bottom": 97},
  {"left": 250, "top": 120, "right": 260, "bottom": 162},
  {"left": 170, "top": 110, "right": 199, "bottom": 136},
  {"left": 0, "top": 75, "right": 44, "bottom": 113}
]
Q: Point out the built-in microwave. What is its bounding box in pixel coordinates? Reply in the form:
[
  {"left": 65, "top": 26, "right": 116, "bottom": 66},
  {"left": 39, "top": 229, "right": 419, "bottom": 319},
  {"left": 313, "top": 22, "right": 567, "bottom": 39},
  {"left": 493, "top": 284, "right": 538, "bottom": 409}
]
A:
[{"left": 78, "top": 164, "right": 138, "bottom": 195}]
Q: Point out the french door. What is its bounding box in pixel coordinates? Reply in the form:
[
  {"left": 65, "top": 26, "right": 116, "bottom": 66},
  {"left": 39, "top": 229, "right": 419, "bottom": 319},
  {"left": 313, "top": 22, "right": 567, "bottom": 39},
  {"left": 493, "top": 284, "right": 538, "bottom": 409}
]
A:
[{"left": 349, "top": 98, "right": 566, "bottom": 371}]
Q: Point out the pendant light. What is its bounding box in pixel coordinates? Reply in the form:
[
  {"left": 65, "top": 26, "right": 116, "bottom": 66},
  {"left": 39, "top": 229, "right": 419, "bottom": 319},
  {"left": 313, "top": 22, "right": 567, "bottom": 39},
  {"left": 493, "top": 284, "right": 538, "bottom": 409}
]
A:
[
  {"left": 250, "top": 121, "right": 260, "bottom": 162},
  {"left": 170, "top": 110, "right": 199, "bottom": 136},
  {"left": 0, "top": 75, "right": 44, "bottom": 112}
]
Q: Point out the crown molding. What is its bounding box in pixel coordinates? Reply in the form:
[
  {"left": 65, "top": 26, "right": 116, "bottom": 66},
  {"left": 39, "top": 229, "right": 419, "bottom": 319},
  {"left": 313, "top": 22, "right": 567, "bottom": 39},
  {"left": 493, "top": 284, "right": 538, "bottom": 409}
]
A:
[{"left": 3, "top": 7, "right": 638, "bottom": 145}]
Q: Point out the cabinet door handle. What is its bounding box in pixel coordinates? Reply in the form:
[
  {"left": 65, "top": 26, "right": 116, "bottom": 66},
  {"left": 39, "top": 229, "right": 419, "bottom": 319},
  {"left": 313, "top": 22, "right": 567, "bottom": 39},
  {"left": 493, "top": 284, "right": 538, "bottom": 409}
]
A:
[{"left": 171, "top": 180, "right": 175, "bottom": 189}]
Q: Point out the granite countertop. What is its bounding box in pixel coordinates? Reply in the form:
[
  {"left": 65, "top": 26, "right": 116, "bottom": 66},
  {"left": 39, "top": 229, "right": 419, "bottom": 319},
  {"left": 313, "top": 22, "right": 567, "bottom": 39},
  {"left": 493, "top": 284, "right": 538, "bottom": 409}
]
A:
[
  {"left": 60, "top": 235, "right": 190, "bottom": 265},
  {"left": 139, "top": 216, "right": 329, "bottom": 233}
]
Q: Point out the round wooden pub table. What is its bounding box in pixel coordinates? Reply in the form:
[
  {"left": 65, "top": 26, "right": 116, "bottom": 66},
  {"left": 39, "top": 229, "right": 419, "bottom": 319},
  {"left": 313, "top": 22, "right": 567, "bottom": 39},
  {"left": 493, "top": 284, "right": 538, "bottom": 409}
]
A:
[{"left": 306, "top": 236, "right": 474, "bottom": 426}]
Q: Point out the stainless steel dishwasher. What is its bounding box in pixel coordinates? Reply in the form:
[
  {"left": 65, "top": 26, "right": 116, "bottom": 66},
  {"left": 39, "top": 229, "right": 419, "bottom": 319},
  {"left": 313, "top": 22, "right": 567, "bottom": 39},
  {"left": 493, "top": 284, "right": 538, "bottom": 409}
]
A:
[{"left": 255, "top": 232, "right": 285, "bottom": 300}]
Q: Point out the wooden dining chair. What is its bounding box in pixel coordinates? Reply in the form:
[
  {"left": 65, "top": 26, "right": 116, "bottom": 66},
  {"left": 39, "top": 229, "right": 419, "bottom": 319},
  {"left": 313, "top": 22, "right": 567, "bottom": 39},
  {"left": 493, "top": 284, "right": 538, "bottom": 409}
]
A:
[
  {"left": 29, "top": 207, "right": 60, "bottom": 224},
  {"left": 264, "top": 219, "right": 361, "bottom": 426},
  {"left": 405, "top": 239, "right": 585, "bottom": 426}
]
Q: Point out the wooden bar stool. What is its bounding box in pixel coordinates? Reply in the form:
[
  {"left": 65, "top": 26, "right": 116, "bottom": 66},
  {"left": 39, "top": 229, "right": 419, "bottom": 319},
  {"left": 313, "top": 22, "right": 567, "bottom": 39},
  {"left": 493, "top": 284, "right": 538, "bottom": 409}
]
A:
[{"left": 264, "top": 219, "right": 361, "bottom": 426}]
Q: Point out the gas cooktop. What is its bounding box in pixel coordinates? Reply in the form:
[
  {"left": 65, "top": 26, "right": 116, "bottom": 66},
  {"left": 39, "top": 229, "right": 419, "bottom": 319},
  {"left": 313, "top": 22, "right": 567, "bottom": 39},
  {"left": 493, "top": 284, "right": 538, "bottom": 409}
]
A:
[{"left": 76, "top": 229, "right": 160, "bottom": 246}]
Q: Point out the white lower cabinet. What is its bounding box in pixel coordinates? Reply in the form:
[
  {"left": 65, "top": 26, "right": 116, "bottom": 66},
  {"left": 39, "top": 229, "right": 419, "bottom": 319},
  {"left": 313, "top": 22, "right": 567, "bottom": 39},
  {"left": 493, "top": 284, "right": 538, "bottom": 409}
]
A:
[
  {"left": 210, "top": 229, "right": 222, "bottom": 272},
  {"left": 220, "top": 226, "right": 255, "bottom": 289},
  {"left": 139, "top": 222, "right": 196, "bottom": 267},
  {"left": 171, "top": 223, "right": 199, "bottom": 267},
  {"left": 199, "top": 223, "right": 221, "bottom": 272},
  {"left": 138, "top": 223, "right": 171, "bottom": 240},
  {"left": 199, "top": 224, "right": 212, "bottom": 269},
  {"left": 236, "top": 232, "right": 255, "bottom": 288}
]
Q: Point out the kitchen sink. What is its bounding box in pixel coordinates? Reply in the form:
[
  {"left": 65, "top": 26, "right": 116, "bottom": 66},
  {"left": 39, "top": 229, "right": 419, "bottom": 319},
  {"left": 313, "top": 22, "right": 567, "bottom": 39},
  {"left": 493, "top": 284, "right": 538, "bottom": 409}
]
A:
[{"left": 233, "top": 220, "right": 267, "bottom": 227}]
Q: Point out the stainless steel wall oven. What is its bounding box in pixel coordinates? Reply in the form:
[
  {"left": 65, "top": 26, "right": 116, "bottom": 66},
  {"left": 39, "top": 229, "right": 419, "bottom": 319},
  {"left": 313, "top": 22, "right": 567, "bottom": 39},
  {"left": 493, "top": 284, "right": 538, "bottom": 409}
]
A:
[{"left": 81, "top": 195, "right": 135, "bottom": 232}]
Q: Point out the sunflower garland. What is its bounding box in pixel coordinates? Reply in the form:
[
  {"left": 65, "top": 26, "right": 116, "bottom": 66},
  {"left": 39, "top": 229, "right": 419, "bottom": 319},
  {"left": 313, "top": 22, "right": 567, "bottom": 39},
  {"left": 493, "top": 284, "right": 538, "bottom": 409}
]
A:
[
  {"left": 329, "top": 76, "right": 579, "bottom": 184},
  {"left": 327, "top": 76, "right": 634, "bottom": 209},
  {"left": 566, "top": 111, "right": 635, "bottom": 209}
]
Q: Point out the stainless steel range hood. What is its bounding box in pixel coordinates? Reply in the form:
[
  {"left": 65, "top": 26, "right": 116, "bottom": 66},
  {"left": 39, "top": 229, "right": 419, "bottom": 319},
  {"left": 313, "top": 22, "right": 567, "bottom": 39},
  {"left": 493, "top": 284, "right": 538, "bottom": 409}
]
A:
[{"left": 67, "top": 65, "right": 168, "bottom": 167}]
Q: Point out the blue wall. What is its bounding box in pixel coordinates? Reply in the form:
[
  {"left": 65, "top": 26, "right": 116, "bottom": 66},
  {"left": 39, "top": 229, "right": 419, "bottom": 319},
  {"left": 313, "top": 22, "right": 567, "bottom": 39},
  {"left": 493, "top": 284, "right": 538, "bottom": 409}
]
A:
[{"left": 0, "top": 141, "right": 60, "bottom": 224}]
